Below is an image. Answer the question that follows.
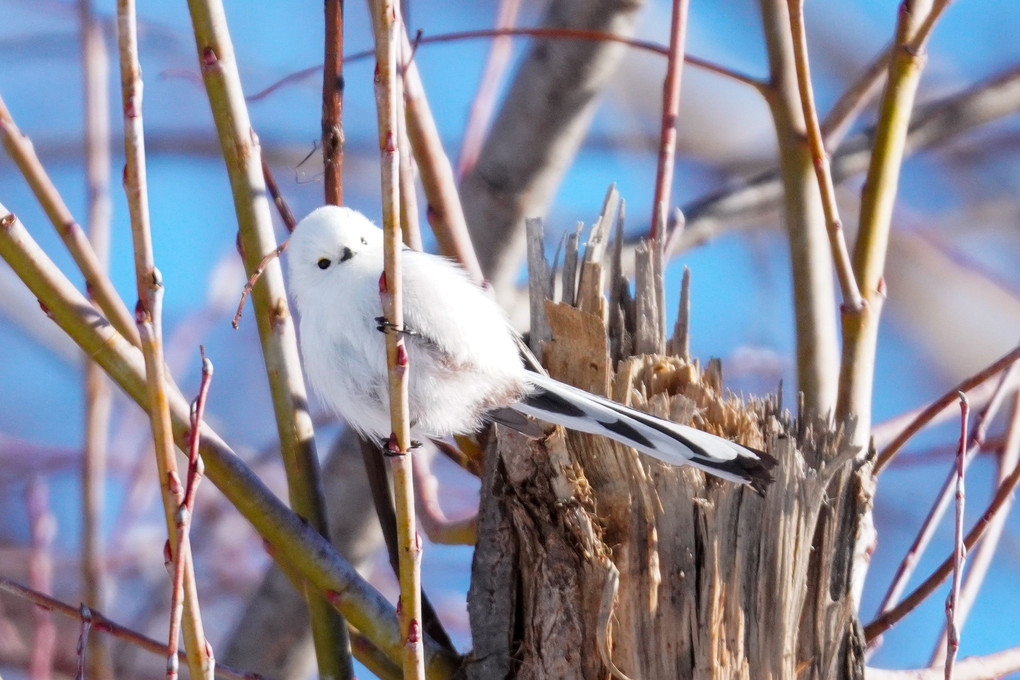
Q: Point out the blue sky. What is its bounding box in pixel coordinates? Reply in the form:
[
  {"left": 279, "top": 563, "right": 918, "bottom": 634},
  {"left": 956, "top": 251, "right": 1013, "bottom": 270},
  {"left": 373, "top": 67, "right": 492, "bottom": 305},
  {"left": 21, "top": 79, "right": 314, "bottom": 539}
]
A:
[{"left": 2, "top": 0, "right": 1020, "bottom": 676}]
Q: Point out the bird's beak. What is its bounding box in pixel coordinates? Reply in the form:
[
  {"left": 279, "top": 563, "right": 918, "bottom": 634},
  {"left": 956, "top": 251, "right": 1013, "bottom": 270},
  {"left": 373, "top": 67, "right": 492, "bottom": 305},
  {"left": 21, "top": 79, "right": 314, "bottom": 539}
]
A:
[{"left": 339, "top": 246, "right": 354, "bottom": 263}]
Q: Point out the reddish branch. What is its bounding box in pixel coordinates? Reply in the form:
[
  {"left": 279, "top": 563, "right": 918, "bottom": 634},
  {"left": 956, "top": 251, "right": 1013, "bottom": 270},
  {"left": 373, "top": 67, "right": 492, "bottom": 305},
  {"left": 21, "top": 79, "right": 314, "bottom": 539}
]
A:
[
  {"left": 322, "top": 0, "right": 344, "bottom": 205},
  {"left": 650, "top": 0, "right": 689, "bottom": 240},
  {"left": 875, "top": 343, "right": 1020, "bottom": 473},
  {"left": 168, "top": 349, "right": 213, "bottom": 680},
  {"left": 872, "top": 366, "right": 1018, "bottom": 631},
  {"left": 864, "top": 443, "right": 1020, "bottom": 641},
  {"left": 456, "top": 0, "right": 521, "bottom": 177},
  {"left": 0, "top": 577, "right": 263, "bottom": 680},
  {"left": 247, "top": 27, "right": 763, "bottom": 103}
]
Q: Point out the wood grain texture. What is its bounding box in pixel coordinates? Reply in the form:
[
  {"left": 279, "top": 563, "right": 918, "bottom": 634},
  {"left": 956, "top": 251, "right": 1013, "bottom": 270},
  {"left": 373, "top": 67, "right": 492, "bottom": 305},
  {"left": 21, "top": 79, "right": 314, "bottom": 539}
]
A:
[{"left": 467, "top": 217, "right": 867, "bottom": 679}]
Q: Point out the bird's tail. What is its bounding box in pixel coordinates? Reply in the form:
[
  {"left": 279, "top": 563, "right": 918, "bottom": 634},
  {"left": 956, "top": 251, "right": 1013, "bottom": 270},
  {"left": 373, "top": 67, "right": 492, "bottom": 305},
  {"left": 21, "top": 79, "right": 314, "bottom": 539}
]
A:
[{"left": 509, "top": 373, "right": 776, "bottom": 493}]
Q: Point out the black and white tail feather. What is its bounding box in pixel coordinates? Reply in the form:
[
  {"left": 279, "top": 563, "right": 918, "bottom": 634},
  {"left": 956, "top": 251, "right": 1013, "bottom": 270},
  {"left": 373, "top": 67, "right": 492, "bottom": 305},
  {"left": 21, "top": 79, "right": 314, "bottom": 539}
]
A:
[{"left": 509, "top": 372, "right": 776, "bottom": 494}]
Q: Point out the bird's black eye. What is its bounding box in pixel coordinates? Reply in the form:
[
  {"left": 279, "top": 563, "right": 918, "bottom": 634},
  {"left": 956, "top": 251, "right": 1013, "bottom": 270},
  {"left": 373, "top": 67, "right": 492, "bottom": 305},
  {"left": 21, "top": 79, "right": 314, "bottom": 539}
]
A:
[
  {"left": 317, "top": 258, "right": 331, "bottom": 270},
  {"left": 360, "top": 236, "right": 368, "bottom": 245}
]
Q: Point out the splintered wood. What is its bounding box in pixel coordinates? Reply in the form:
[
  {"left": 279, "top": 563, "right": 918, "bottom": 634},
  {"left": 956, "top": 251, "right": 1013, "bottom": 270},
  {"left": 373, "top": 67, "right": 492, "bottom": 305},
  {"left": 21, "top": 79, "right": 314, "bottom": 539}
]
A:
[{"left": 468, "top": 194, "right": 868, "bottom": 680}]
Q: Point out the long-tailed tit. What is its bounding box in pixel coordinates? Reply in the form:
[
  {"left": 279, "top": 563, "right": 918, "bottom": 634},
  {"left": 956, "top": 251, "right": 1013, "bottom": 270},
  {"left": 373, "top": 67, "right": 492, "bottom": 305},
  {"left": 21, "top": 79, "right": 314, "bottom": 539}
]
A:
[{"left": 287, "top": 206, "right": 774, "bottom": 491}]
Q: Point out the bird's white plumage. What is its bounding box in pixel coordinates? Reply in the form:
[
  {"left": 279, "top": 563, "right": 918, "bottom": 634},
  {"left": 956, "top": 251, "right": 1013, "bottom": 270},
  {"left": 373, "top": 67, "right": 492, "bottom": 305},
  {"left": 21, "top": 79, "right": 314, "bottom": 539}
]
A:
[
  {"left": 287, "top": 206, "right": 773, "bottom": 490},
  {"left": 288, "top": 206, "right": 526, "bottom": 439}
]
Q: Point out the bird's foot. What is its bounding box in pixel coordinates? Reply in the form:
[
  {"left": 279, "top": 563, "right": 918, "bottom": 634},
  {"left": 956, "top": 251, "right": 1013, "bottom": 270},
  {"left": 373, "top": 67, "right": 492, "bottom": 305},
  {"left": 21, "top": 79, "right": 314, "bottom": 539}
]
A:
[
  {"left": 375, "top": 316, "right": 417, "bottom": 336},
  {"left": 380, "top": 435, "right": 423, "bottom": 456}
]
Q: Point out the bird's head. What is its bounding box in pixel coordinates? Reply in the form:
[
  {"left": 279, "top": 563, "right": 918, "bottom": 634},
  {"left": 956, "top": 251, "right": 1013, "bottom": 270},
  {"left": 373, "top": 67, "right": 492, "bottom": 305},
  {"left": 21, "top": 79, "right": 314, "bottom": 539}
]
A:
[{"left": 287, "top": 205, "right": 384, "bottom": 311}]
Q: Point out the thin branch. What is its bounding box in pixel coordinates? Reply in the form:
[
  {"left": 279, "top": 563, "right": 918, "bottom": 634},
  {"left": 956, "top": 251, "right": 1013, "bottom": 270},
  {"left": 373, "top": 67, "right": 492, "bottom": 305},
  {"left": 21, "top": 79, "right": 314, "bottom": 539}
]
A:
[
  {"left": 785, "top": 0, "right": 863, "bottom": 310},
  {"left": 872, "top": 365, "right": 1018, "bottom": 627},
  {"left": 663, "top": 64, "right": 1020, "bottom": 262},
  {"left": 943, "top": 394, "right": 968, "bottom": 680},
  {"left": 182, "top": 0, "right": 354, "bottom": 674},
  {"left": 0, "top": 92, "right": 139, "bottom": 347},
  {"left": 231, "top": 241, "right": 289, "bottom": 329},
  {"left": 820, "top": 42, "right": 893, "bottom": 147},
  {"left": 867, "top": 645, "right": 1020, "bottom": 680},
  {"left": 73, "top": 605, "right": 92, "bottom": 680},
  {"left": 456, "top": 0, "right": 521, "bottom": 177},
  {"left": 0, "top": 208, "right": 459, "bottom": 677},
  {"left": 650, "top": 0, "right": 690, "bottom": 240},
  {"left": 876, "top": 343, "right": 1020, "bottom": 473},
  {"left": 412, "top": 454, "right": 478, "bottom": 545},
  {"left": 863, "top": 435, "right": 1020, "bottom": 642},
  {"left": 372, "top": 2, "right": 425, "bottom": 677},
  {"left": 167, "top": 350, "right": 213, "bottom": 680},
  {"left": 397, "top": 84, "right": 423, "bottom": 252},
  {"left": 262, "top": 157, "right": 297, "bottom": 231},
  {"left": 115, "top": 1, "right": 212, "bottom": 675},
  {"left": 246, "top": 27, "right": 766, "bottom": 104},
  {"left": 931, "top": 391, "right": 1020, "bottom": 665},
  {"left": 394, "top": 24, "right": 482, "bottom": 284},
  {"left": 78, "top": 0, "right": 114, "bottom": 675},
  {"left": 26, "top": 478, "right": 56, "bottom": 680},
  {"left": 322, "top": 0, "right": 344, "bottom": 205},
  {"left": 359, "top": 439, "right": 457, "bottom": 654},
  {"left": 0, "top": 577, "right": 264, "bottom": 680}
]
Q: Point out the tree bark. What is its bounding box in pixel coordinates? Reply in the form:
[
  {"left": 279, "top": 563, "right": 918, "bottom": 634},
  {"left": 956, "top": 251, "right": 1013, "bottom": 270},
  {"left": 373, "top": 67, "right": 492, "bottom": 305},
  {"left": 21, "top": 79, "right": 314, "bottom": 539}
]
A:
[{"left": 467, "top": 230, "right": 868, "bottom": 679}]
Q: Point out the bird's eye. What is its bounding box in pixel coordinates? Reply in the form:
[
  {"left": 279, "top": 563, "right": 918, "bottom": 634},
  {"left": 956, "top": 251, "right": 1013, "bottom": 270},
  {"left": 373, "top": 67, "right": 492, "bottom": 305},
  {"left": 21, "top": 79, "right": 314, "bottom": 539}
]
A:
[
  {"left": 360, "top": 236, "right": 368, "bottom": 245},
  {"left": 317, "top": 258, "right": 331, "bottom": 270}
]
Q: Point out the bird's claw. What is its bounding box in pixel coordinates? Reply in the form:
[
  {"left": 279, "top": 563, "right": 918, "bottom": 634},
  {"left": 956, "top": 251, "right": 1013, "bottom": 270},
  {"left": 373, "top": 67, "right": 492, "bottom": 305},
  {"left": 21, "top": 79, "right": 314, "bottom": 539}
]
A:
[
  {"left": 375, "top": 316, "right": 417, "bottom": 336},
  {"left": 380, "top": 435, "right": 423, "bottom": 457}
]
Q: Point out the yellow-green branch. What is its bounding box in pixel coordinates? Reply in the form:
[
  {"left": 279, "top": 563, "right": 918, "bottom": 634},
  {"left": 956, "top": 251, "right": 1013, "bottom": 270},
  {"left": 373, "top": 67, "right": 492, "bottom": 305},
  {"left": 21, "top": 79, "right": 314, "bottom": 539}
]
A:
[{"left": 0, "top": 207, "right": 459, "bottom": 679}]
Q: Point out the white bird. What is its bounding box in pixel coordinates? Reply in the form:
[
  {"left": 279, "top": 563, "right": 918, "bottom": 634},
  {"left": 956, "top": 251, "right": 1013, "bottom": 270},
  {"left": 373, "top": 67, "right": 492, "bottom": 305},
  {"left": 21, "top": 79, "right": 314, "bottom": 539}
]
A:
[{"left": 287, "top": 206, "right": 775, "bottom": 492}]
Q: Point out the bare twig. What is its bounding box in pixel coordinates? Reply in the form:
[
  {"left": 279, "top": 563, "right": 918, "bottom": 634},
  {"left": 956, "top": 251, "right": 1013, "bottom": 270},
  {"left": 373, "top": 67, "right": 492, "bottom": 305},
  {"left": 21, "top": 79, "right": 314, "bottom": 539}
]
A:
[
  {"left": 650, "top": 0, "right": 689, "bottom": 240},
  {"left": 372, "top": 2, "right": 425, "bottom": 677},
  {"left": 931, "top": 392, "right": 1020, "bottom": 665},
  {"left": 944, "top": 394, "right": 968, "bottom": 679},
  {"left": 412, "top": 454, "right": 478, "bottom": 545},
  {"left": 867, "top": 645, "right": 1020, "bottom": 680},
  {"left": 359, "top": 440, "right": 457, "bottom": 654},
  {"left": 322, "top": 0, "right": 345, "bottom": 205},
  {"left": 820, "top": 42, "right": 893, "bottom": 147},
  {"left": 116, "top": 1, "right": 213, "bottom": 675},
  {"left": 74, "top": 605, "right": 93, "bottom": 680},
  {"left": 167, "top": 351, "right": 214, "bottom": 680},
  {"left": 26, "top": 478, "right": 56, "bottom": 680},
  {"left": 872, "top": 365, "right": 1018, "bottom": 629},
  {"left": 456, "top": 0, "right": 521, "bottom": 177},
  {"left": 393, "top": 24, "right": 482, "bottom": 284},
  {"left": 397, "top": 89, "right": 423, "bottom": 252},
  {"left": 262, "top": 157, "right": 297, "bottom": 231},
  {"left": 863, "top": 439, "right": 1020, "bottom": 642},
  {"left": 785, "top": 0, "right": 863, "bottom": 310},
  {"left": 247, "top": 27, "right": 766, "bottom": 104},
  {"left": 78, "top": 0, "right": 114, "bottom": 675},
  {"left": 231, "top": 241, "right": 288, "bottom": 329},
  {"left": 0, "top": 92, "right": 139, "bottom": 347},
  {"left": 0, "top": 577, "right": 264, "bottom": 680},
  {"left": 876, "top": 343, "right": 1020, "bottom": 473}
]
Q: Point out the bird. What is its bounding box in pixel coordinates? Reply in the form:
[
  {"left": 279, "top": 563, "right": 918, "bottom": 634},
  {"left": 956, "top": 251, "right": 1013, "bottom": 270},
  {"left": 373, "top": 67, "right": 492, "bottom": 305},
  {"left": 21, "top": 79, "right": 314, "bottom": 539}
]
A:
[{"left": 286, "top": 205, "right": 775, "bottom": 492}]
